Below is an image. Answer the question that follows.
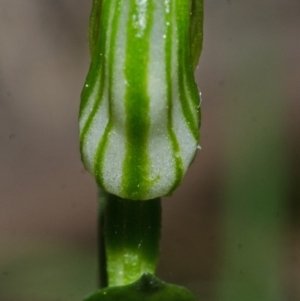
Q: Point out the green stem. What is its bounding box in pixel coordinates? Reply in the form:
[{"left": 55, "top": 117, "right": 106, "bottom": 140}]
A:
[
  {"left": 97, "top": 189, "right": 108, "bottom": 288},
  {"left": 99, "top": 192, "right": 161, "bottom": 287}
]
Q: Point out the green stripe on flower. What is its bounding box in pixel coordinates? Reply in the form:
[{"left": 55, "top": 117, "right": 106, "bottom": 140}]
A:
[{"left": 79, "top": 0, "right": 202, "bottom": 200}]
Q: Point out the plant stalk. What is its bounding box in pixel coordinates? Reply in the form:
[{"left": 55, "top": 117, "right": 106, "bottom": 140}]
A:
[{"left": 98, "top": 190, "right": 161, "bottom": 288}]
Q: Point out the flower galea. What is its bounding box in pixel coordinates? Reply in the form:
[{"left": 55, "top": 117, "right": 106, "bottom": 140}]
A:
[{"left": 79, "top": 0, "right": 203, "bottom": 200}]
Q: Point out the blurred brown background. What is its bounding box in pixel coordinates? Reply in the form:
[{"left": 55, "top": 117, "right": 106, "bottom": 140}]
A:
[{"left": 0, "top": 1, "right": 299, "bottom": 300}]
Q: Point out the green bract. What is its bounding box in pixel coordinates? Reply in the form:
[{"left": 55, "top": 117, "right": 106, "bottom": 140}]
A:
[
  {"left": 79, "top": 0, "right": 203, "bottom": 200},
  {"left": 83, "top": 273, "right": 196, "bottom": 301}
]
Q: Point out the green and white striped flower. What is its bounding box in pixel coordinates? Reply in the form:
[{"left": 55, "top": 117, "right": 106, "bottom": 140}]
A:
[{"left": 79, "top": 0, "right": 203, "bottom": 200}]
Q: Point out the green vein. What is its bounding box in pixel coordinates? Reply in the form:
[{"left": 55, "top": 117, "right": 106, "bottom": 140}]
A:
[
  {"left": 121, "top": 0, "right": 154, "bottom": 200},
  {"left": 176, "top": 0, "right": 200, "bottom": 141},
  {"left": 165, "top": 0, "right": 184, "bottom": 195},
  {"left": 94, "top": 0, "right": 121, "bottom": 187},
  {"left": 79, "top": 0, "right": 113, "bottom": 154}
]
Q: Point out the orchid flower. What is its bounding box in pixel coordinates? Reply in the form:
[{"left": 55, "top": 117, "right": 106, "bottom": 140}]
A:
[
  {"left": 79, "top": 0, "right": 203, "bottom": 201},
  {"left": 79, "top": 0, "right": 203, "bottom": 299}
]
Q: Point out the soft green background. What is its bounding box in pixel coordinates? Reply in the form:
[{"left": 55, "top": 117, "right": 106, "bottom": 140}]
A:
[{"left": 0, "top": 1, "right": 299, "bottom": 301}]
